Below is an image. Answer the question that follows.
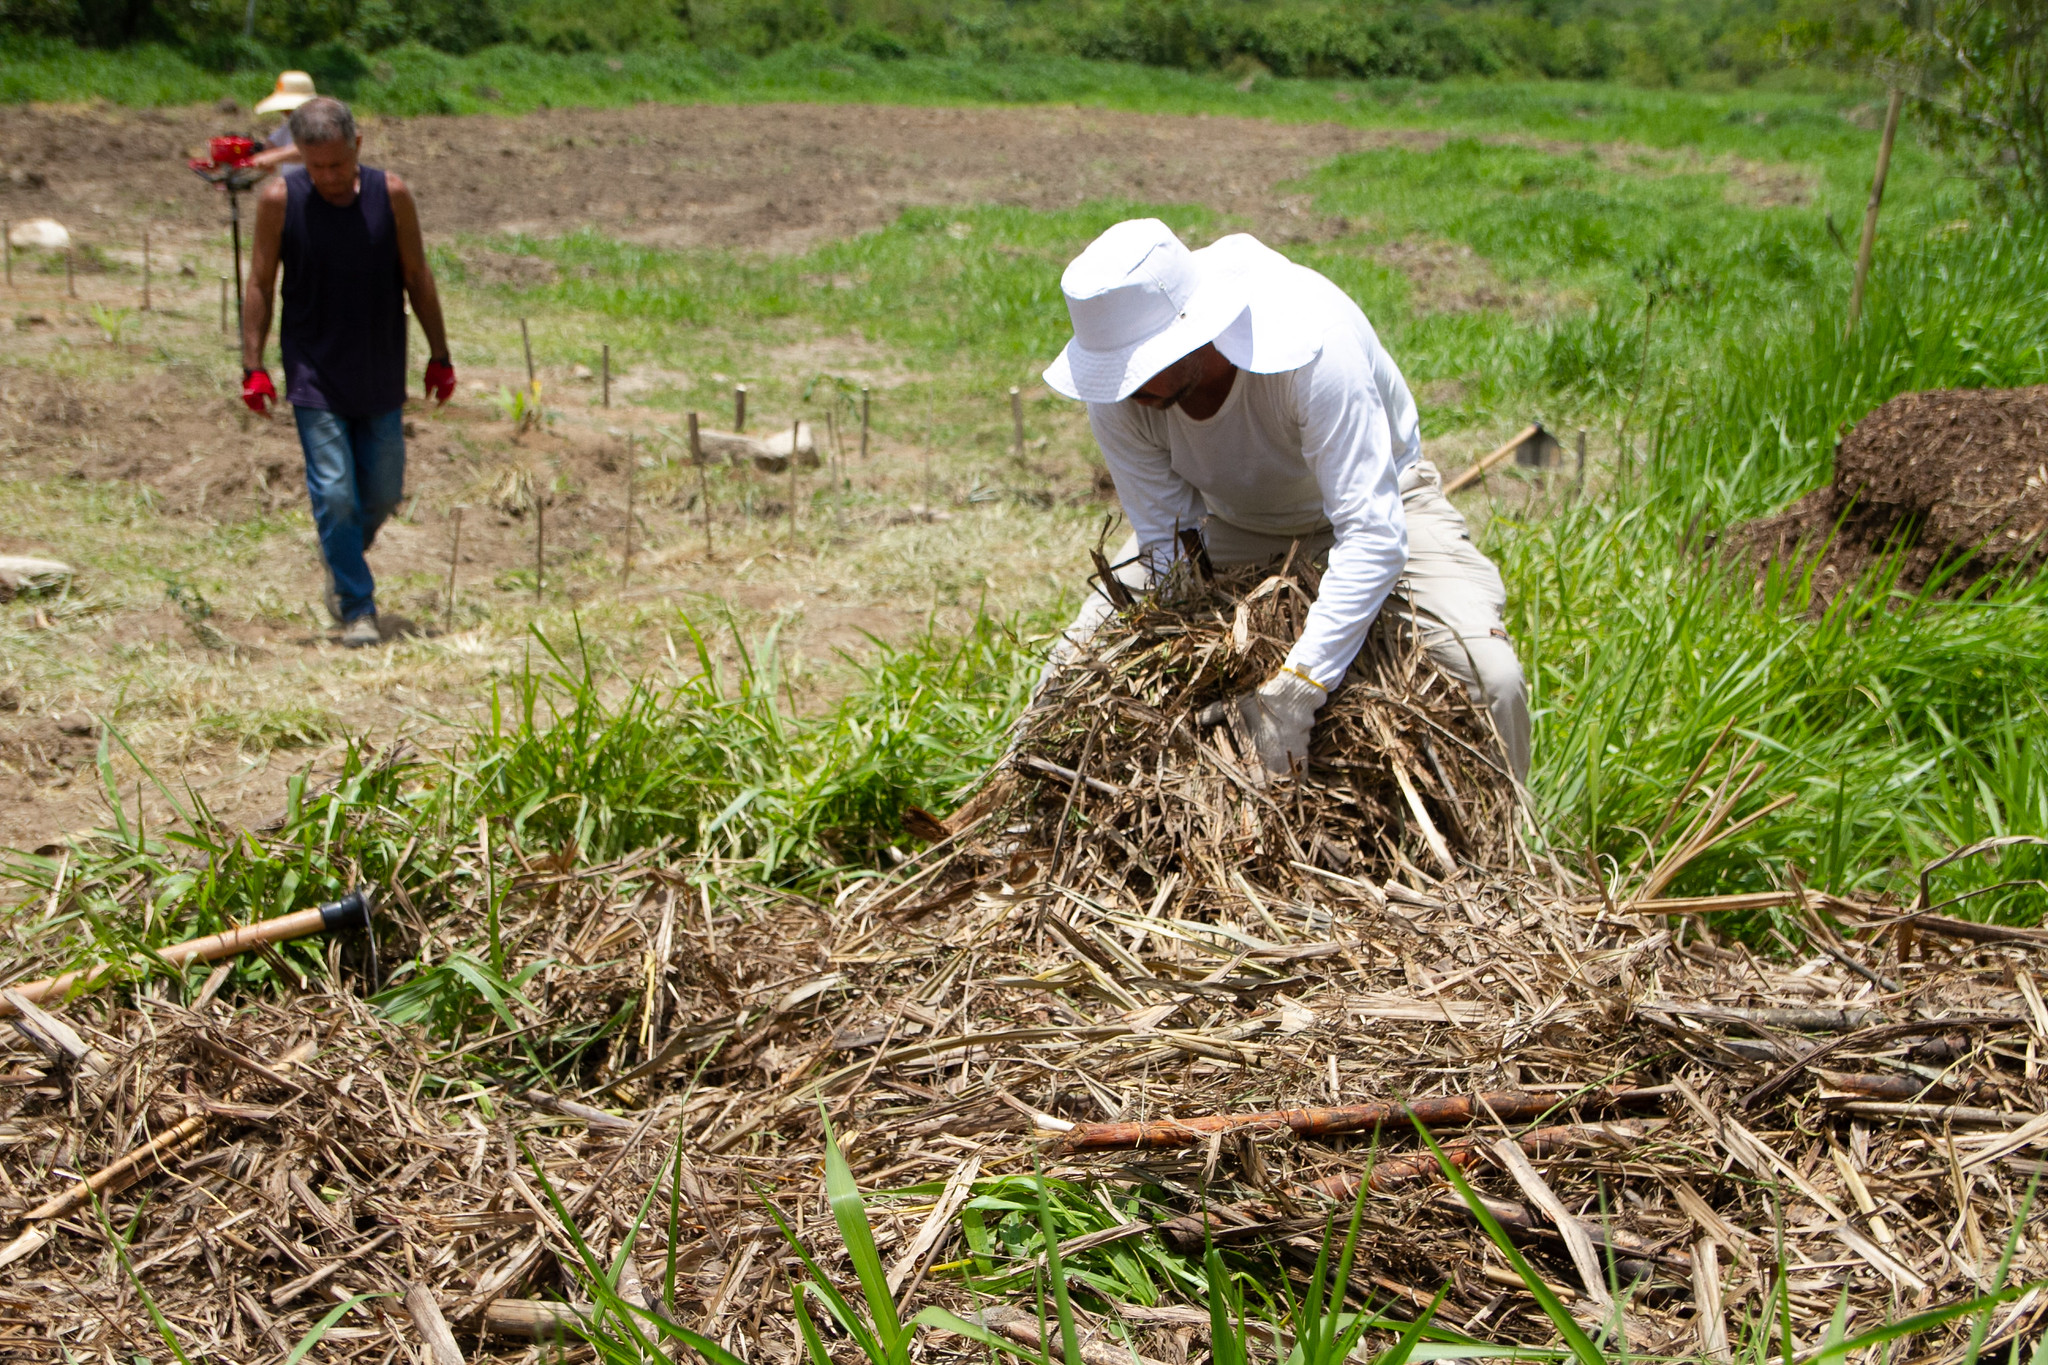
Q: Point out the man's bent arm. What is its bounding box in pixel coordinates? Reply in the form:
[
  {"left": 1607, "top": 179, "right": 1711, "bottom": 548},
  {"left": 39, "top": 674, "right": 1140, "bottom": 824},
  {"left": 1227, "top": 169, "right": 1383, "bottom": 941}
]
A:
[
  {"left": 1087, "top": 402, "right": 1205, "bottom": 578},
  {"left": 241, "top": 179, "right": 288, "bottom": 373},
  {"left": 1283, "top": 344, "right": 1408, "bottom": 687},
  {"left": 388, "top": 174, "right": 451, "bottom": 360}
]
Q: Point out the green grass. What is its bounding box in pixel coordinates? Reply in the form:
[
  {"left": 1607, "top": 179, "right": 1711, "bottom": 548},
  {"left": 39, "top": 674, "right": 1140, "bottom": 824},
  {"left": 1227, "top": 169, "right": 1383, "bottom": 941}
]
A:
[
  {"left": 2, "top": 34, "right": 1873, "bottom": 140},
  {"left": 1516, "top": 216, "right": 2048, "bottom": 918},
  {"left": 15, "top": 104, "right": 2046, "bottom": 955},
  {"left": 0, "top": 608, "right": 1038, "bottom": 1079}
]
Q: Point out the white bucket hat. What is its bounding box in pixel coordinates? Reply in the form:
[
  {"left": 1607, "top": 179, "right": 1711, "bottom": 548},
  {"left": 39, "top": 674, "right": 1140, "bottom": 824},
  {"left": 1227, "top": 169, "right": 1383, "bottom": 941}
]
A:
[
  {"left": 1044, "top": 219, "right": 1252, "bottom": 403},
  {"left": 256, "top": 71, "right": 318, "bottom": 115}
]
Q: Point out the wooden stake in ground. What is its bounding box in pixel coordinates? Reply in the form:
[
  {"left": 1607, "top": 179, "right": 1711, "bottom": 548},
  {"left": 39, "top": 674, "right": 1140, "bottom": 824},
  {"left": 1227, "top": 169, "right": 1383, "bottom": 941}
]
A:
[
  {"left": 1576, "top": 428, "right": 1587, "bottom": 493},
  {"left": 787, "top": 420, "right": 800, "bottom": 542},
  {"left": 533, "top": 483, "right": 546, "bottom": 603},
  {"left": 734, "top": 383, "right": 747, "bottom": 432},
  {"left": 689, "top": 411, "right": 712, "bottom": 556},
  {"left": 1847, "top": 88, "right": 1905, "bottom": 337},
  {"left": 621, "top": 435, "right": 636, "bottom": 588},
  {"left": 219, "top": 276, "right": 228, "bottom": 333},
  {"left": 65, "top": 248, "right": 74, "bottom": 298},
  {"left": 445, "top": 505, "right": 464, "bottom": 626},
  {"left": 520, "top": 318, "right": 536, "bottom": 386},
  {"left": 923, "top": 405, "right": 935, "bottom": 522},
  {"left": 601, "top": 343, "right": 610, "bottom": 407},
  {"left": 859, "top": 385, "right": 870, "bottom": 460},
  {"left": 826, "top": 406, "right": 847, "bottom": 532},
  {"left": 141, "top": 225, "right": 151, "bottom": 311},
  {"left": 1010, "top": 385, "right": 1025, "bottom": 460}
]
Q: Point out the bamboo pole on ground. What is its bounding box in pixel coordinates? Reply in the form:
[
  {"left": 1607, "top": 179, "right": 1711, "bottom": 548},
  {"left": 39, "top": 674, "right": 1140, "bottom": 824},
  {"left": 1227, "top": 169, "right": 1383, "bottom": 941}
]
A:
[
  {"left": 734, "top": 383, "right": 747, "bottom": 432},
  {"left": 1443, "top": 423, "right": 1540, "bottom": 495},
  {"left": 1847, "top": 89, "right": 1905, "bottom": 337},
  {"left": 1059, "top": 1085, "right": 1667, "bottom": 1150},
  {"left": 1010, "top": 385, "right": 1025, "bottom": 459},
  {"left": 0, "top": 890, "right": 369, "bottom": 1014},
  {"left": 405, "top": 1284, "right": 467, "bottom": 1365}
]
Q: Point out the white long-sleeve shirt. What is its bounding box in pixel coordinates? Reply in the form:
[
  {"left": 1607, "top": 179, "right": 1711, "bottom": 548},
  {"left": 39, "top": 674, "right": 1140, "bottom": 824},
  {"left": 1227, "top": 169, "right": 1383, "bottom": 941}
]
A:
[{"left": 1086, "top": 235, "right": 1421, "bottom": 688}]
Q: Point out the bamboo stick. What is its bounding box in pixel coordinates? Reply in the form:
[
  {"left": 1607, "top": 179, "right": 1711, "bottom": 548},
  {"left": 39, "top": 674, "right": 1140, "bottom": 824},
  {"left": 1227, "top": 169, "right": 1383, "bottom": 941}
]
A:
[
  {"left": 1847, "top": 89, "right": 1905, "bottom": 337},
  {"left": 1060, "top": 1086, "right": 1665, "bottom": 1151},
  {"left": 405, "top": 1284, "right": 467, "bottom": 1365},
  {"left": 1443, "top": 424, "right": 1540, "bottom": 495},
  {"left": 0, "top": 889, "right": 371, "bottom": 1015}
]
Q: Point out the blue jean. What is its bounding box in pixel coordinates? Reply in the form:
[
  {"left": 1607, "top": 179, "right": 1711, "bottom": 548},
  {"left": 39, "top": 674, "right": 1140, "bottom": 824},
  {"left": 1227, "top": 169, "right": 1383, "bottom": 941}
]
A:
[{"left": 294, "top": 406, "right": 405, "bottom": 622}]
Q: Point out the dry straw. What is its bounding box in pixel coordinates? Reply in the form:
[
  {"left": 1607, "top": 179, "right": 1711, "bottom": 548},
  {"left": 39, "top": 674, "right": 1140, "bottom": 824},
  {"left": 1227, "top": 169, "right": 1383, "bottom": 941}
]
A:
[{"left": 7, "top": 564, "right": 2048, "bottom": 1360}]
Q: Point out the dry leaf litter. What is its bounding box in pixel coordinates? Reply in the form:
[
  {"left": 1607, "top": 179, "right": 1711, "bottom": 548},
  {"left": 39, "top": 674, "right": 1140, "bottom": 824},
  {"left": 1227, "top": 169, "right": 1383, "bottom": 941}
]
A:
[{"left": 2, "top": 555, "right": 2045, "bottom": 1363}]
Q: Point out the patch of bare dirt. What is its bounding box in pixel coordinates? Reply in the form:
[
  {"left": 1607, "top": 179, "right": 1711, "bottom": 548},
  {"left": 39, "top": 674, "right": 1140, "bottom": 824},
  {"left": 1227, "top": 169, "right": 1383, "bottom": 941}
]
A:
[
  {"left": 1733, "top": 386, "right": 2048, "bottom": 607},
  {"left": 0, "top": 102, "right": 1397, "bottom": 254},
  {"left": 0, "top": 711, "right": 98, "bottom": 784},
  {"left": 0, "top": 102, "right": 1817, "bottom": 258},
  {"left": 1370, "top": 237, "right": 1524, "bottom": 313}
]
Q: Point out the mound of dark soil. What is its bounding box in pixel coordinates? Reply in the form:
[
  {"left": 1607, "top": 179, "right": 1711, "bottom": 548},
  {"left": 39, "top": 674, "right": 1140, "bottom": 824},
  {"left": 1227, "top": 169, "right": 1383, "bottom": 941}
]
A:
[{"left": 1736, "top": 386, "right": 2048, "bottom": 606}]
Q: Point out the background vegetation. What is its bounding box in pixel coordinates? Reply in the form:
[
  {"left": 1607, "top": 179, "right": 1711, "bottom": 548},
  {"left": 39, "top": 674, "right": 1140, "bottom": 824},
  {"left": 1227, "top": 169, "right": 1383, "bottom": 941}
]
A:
[{"left": 0, "top": 0, "right": 1832, "bottom": 90}]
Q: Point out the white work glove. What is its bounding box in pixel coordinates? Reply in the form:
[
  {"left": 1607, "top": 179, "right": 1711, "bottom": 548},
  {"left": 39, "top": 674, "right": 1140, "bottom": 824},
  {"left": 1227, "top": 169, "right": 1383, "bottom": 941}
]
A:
[{"left": 1225, "top": 670, "right": 1327, "bottom": 779}]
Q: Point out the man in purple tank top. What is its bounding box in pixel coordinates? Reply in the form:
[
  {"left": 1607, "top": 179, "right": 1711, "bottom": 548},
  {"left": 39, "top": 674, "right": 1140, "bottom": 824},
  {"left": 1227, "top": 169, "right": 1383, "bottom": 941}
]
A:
[{"left": 240, "top": 96, "right": 457, "bottom": 648}]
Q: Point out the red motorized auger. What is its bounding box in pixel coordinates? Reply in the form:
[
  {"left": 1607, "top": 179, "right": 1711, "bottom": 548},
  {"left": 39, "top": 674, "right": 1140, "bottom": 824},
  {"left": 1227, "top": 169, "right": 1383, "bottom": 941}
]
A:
[{"left": 189, "top": 135, "right": 266, "bottom": 332}]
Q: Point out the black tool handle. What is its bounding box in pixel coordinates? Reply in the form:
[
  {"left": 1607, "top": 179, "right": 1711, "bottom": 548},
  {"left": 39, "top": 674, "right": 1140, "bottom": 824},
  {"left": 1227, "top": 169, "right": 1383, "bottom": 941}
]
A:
[{"left": 318, "top": 888, "right": 373, "bottom": 933}]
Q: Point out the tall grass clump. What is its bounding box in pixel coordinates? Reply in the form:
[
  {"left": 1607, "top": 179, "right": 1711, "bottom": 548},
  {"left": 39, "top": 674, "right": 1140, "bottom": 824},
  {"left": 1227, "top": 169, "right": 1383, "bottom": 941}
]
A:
[
  {"left": 0, "top": 609, "right": 1037, "bottom": 991},
  {"left": 1514, "top": 218, "right": 2048, "bottom": 920}
]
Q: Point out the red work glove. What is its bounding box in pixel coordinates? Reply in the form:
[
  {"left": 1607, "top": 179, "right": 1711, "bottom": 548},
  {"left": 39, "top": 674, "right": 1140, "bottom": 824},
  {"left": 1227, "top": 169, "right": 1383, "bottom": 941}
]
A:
[
  {"left": 241, "top": 368, "right": 276, "bottom": 415},
  {"left": 424, "top": 356, "right": 456, "bottom": 406}
]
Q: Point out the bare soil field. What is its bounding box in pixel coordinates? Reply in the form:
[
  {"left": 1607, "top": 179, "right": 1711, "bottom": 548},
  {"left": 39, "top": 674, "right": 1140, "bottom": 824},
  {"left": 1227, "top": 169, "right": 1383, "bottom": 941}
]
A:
[
  {"left": 0, "top": 101, "right": 1388, "bottom": 252},
  {"left": 0, "top": 99, "right": 1551, "bottom": 856}
]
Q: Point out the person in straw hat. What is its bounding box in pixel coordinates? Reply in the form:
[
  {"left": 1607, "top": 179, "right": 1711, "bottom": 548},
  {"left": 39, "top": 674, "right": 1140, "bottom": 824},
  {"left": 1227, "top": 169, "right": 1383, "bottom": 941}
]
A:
[
  {"left": 249, "top": 71, "right": 318, "bottom": 173},
  {"left": 1043, "top": 219, "right": 1530, "bottom": 783}
]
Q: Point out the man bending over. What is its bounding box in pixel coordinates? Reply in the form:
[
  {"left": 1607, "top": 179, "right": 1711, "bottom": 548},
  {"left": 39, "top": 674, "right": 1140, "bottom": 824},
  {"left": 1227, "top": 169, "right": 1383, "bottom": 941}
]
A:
[
  {"left": 1044, "top": 219, "right": 1530, "bottom": 782},
  {"left": 241, "top": 96, "right": 456, "bottom": 647}
]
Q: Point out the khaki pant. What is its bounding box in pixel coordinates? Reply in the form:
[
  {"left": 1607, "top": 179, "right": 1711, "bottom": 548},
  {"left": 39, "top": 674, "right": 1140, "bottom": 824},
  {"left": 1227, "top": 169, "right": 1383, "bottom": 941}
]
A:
[{"left": 1083, "top": 461, "right": 1530, "bottom": 781}]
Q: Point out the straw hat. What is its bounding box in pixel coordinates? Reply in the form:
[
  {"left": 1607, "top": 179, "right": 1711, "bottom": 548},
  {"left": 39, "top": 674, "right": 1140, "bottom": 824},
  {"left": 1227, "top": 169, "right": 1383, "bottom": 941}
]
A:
[{"left": 255, "top": 71, "right": 318, "bottom": 115}]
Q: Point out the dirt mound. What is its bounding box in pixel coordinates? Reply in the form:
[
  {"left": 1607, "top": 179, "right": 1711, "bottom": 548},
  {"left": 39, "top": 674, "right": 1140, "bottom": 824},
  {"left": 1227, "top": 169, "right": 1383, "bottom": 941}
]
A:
[{"left": 1736, "top": 385, "right": 2048, "bottom": 606}]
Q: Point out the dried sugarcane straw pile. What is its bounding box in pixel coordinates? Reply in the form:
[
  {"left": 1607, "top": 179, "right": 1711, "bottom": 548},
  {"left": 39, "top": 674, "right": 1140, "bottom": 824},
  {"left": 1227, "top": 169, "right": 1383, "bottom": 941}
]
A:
[
  {"left": 950, "top": 550, "right": 1524, "bottom": 890},
  {"left": 6, "top": 564, "right": 2048, "bottom": 1362}
]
